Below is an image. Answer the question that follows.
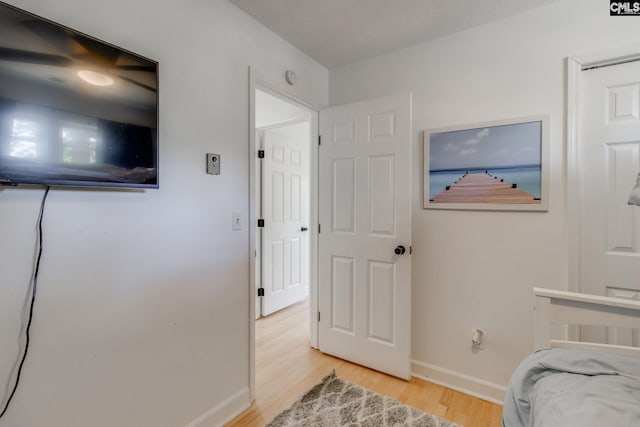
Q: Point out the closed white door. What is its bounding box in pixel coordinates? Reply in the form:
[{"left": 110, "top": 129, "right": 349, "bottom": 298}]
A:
[
  {"left": 580, "top": 60, "right": 640, "bottom": 345},
  {"left": 318, "top": 93, "right": 412, "bottom": 379},
  {"left": 261, "top": 122, "right": 310, "bottom": 316}
]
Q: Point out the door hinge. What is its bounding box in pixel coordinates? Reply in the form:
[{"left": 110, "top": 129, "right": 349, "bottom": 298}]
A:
[
  {"left": 258, "top": 219, "right": 264, "bottom": 227},
  {"left": 318, "top": 224, "right": 321, "bottom": 234},
  {"left": 258, "top": 150, "right": 265, "bottom": 158},
  {"left": 318, "top": 135, "right": 322, "bottom": 146},
  {"left": 258, "top": 288, "right": 264, "bottom": 297},
  {"left": 410, "top": 246, "right": 413, "bottom": 254},
  {"left": 317, "top": 312, "right": 320, "bottom": 322}
]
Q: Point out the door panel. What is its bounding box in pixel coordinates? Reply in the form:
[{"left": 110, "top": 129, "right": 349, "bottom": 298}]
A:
[
  {"left": 290, "top": 237, "right": 301, "bottom": 286},
  {"left": 271, "top": 240, "right": 284, "bottom": 292},
  {"left": 290, "top": 174, "right": 301, "bottom": 221},
  {"left": 272, "top": 171, "right": 284, "bottom": 223},
  {"left": 369, "top": 155, "right": 395, "bottom": 235},
  {"left": 332, "top": 158, "right": 356, "bottom": 233},
  {"left": 606, "top": 143, "right": 640, "bottom": 254},
  {"left": 319, "top": 93, "right": 412, "bottom": 379},
  {"left": 331, "top": 256, "right": 356, "bottom": 333},
  {"left": 368, "top": 260, "right": 395, "bottom": 344},
  {"left": 580, "top": 60, "right": 640, "bottom": 346},
  {"left": 261, "top": 122, "right": 310, "bottom": 316}
]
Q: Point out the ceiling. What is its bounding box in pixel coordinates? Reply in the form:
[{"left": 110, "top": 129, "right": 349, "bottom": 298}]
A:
[
  {"left": 256, "top": 89, "right": 309, "bottom": 128},
  {"left": 231, "top": 0, "right": 558, "bottom": 69}
]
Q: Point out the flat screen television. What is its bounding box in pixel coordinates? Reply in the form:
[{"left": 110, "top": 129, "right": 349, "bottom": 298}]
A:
[{"left": 0, "top": 2, "right": 158, "bottom": 188}]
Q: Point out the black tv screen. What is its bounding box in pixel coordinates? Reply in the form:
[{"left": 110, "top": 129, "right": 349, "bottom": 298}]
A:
[{"left": 0, "top": 2, "right": 158, "bottom": 188}]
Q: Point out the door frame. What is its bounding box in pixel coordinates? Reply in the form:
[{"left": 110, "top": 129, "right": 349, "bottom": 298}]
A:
[
  {"left": 566, "top": 47, "right": 640, "bottom": 298},
  {"left": 248, "top": 67, "right": 320, "bottom": 401}
]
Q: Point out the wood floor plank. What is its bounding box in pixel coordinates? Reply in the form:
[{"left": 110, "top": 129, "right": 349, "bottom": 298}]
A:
[{"left": 226, "top": 299, "right": 503, "bottom": 427}]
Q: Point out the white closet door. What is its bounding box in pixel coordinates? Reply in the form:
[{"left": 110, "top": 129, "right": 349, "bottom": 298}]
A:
[{"left": 580, "top": 60, "right": 640, "bottom": 346}]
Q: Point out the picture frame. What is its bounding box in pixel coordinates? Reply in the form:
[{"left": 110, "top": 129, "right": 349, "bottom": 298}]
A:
[{"left": 424, "top": 115, "right": 549, "bottom": 211}]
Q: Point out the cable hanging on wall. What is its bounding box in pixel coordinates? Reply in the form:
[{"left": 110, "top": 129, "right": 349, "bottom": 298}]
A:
[{"left": 0, "top": 186, "right": 51, "bottom": 419}]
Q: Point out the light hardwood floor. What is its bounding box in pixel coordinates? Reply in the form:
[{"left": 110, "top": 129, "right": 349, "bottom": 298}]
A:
[{"left": 226, "top": 299, "right": 503, "bottom": 427}]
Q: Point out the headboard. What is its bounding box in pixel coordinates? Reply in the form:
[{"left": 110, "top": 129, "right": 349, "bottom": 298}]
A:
[{"left": 534, "top": 287, "right": 640, "bottom": 358}]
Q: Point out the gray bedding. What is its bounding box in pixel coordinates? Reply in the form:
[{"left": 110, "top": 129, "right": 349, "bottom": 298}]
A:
[{"left": 502, "top": 348, "right": 640, "bottom": 427}]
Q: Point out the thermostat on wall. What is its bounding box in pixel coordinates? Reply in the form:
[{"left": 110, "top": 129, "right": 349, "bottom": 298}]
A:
[{"left": 206, "top": 153, "right": 220, "bottom": 175}]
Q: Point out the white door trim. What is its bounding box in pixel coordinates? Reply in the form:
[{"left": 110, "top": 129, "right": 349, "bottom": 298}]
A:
[
  {"left": 248, "top": 67, "right": 320, "bottom": 401},
  {"left": 567, "top": 48, "right": 640, "bottom": 297},
  {"left": 566, "top": 56, "right": 582, "bottom": 294}
]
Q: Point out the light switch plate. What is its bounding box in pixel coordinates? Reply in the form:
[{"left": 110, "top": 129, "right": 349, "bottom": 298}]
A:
[
  {"left": 206, "top": 153, "right": 220, "bottom": 175},
  {"left": 232, "top": 211, "right": 241, "bottom": 231}
]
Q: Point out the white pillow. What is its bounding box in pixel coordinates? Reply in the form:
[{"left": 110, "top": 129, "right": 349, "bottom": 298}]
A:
[{"left": 628, "top": 172, "right": 640, "bottom": 206}]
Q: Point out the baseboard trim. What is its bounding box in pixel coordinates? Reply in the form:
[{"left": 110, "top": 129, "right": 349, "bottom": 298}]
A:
[
  {"left": 185, "top": 386, "right": 251, "bottom": 427},
  {"left": 411, "top": 359, "right": 505, "bottom": 405}
]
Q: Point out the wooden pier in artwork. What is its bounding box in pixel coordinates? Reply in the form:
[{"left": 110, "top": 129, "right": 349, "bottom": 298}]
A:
[{"left": 431, "top": 172, "right": 540, "bottom": 204}]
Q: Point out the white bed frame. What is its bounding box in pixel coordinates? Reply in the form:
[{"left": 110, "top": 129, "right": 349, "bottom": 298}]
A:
[{"left": 534, "top": 287, "right": 640, "bottom": 358}]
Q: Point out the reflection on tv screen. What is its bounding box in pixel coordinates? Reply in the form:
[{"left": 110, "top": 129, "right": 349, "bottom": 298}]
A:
[{"left": 0, "top": 98, "right": 157, "bottom": 187}]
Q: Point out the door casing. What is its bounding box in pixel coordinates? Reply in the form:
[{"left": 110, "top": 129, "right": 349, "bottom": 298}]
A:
[{"left": 248, "top": 68, "right": 320, "bottom": 401}]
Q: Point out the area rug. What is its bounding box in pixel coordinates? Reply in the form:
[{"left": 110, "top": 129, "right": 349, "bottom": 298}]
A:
[{"left": 266, "top": 371, "right": 460, "bottom": 427}]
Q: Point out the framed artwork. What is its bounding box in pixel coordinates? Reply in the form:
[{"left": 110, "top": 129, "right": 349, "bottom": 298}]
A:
[{"left": 424, "top": 115, "right": 549, "bottom": 211}]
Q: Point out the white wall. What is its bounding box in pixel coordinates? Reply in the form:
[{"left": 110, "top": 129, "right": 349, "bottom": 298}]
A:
[
  {"left": 0, "top": 1, "right": 327, "bottom": 426},
  {"left": 330, "top": 0, "right": 640, "bottom": 401}
]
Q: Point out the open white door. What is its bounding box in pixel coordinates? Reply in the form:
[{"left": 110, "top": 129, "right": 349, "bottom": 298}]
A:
[
  {"left": 261, "top": 122, "right": 310, "bottom": 316},
  {"left": 318, "top": 93, "right": 412, "bottom": 379},
  {"left": 580, "top": 60, "right": 640, "bottom": 345}
]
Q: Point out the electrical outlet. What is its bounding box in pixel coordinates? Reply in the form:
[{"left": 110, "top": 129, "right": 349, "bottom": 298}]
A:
[{"left": 206, "top": 153, "right": 220, "bottom": 175}]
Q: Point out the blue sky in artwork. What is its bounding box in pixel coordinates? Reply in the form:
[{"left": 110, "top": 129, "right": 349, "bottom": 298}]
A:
[{"left": 429, "top": 121, "right": 541, "bottom": 171}]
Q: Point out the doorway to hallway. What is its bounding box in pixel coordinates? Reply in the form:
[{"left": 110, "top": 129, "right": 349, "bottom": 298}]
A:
[{"left": 255, "top": 88, "right": 313, "bottom": 317}]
